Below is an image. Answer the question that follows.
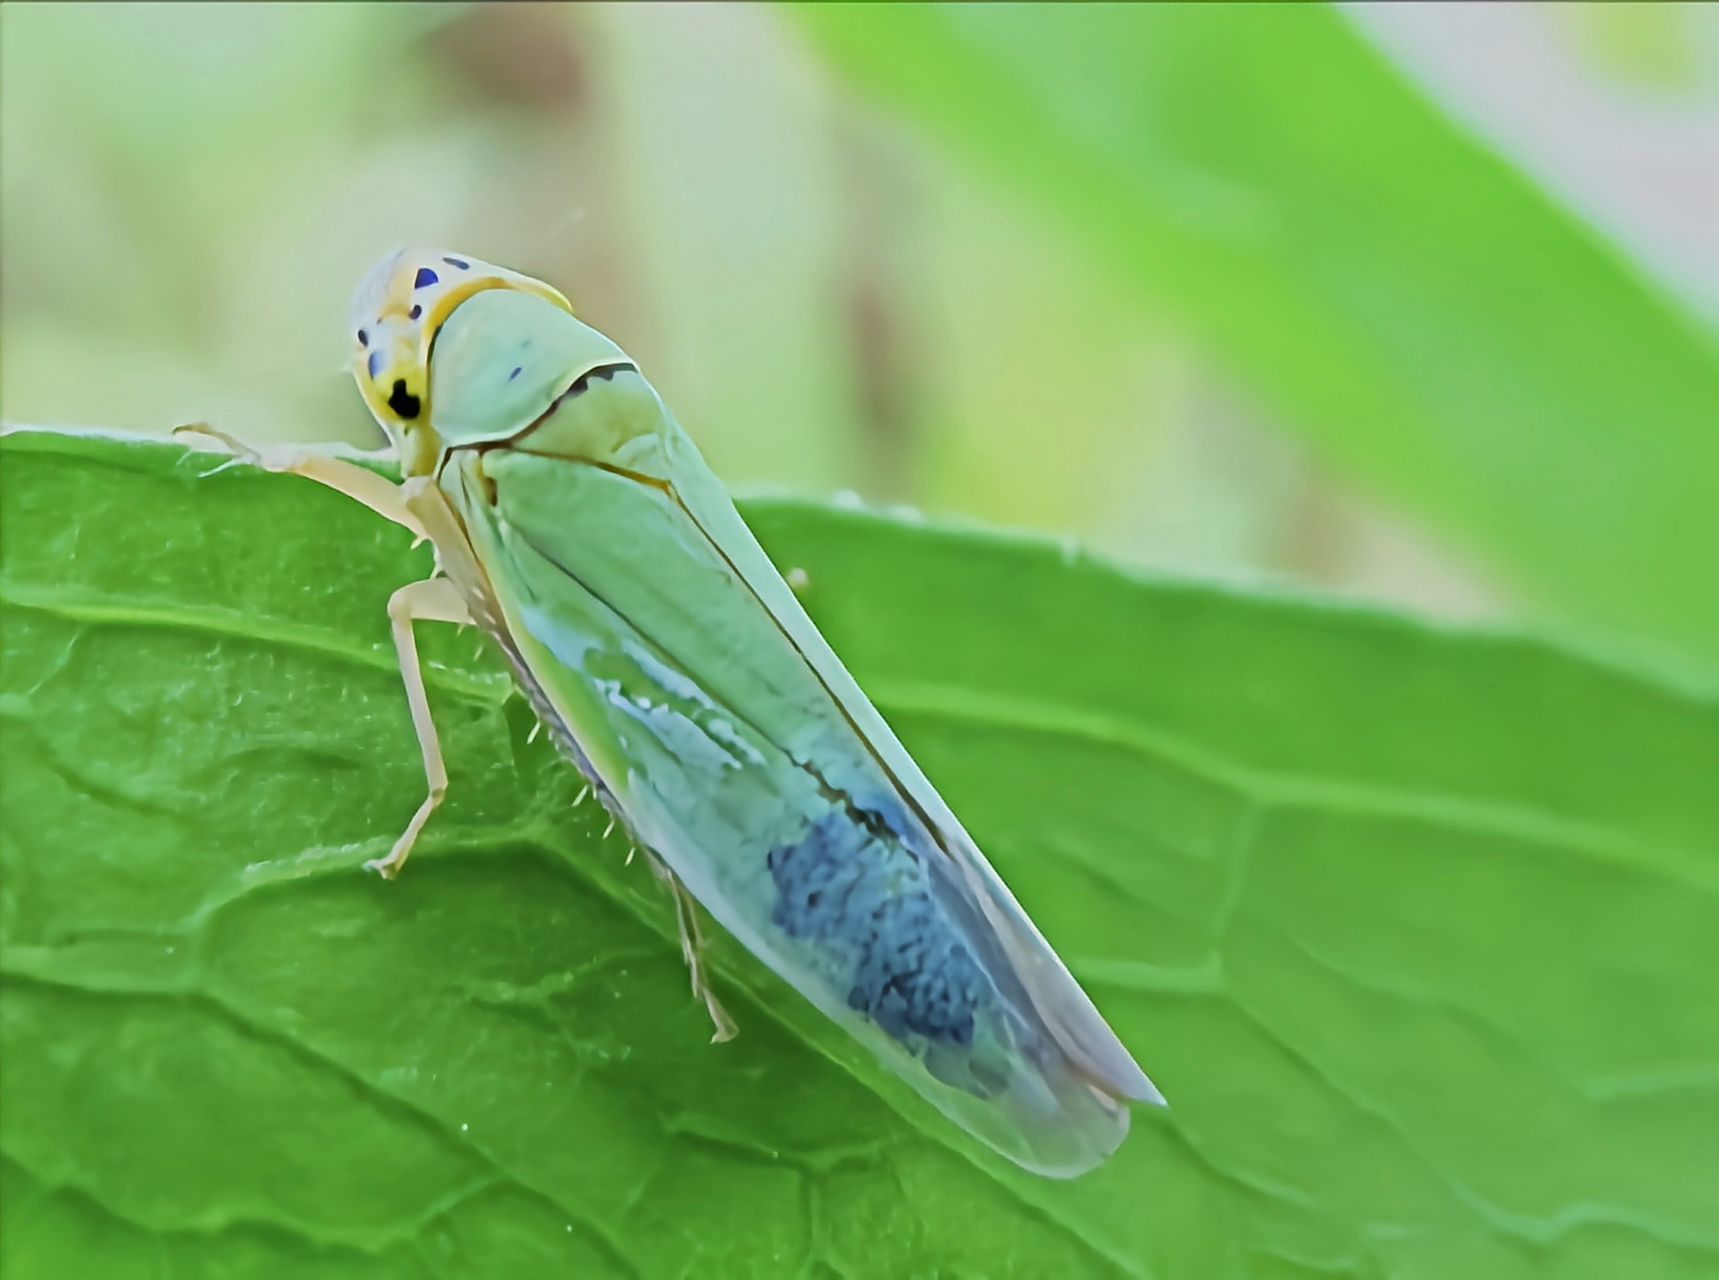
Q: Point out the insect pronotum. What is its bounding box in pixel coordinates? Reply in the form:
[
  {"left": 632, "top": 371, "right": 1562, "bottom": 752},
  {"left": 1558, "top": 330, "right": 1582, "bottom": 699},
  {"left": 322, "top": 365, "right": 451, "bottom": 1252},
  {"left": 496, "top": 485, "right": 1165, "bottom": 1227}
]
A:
[{"left": 182, "top": 250, "right": 1164, "bottom": 1177}]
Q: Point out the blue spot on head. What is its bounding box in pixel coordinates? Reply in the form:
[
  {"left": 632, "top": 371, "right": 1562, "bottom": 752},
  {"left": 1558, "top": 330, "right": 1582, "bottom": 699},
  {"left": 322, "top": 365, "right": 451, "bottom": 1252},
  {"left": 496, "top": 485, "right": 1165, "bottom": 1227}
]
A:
[
  {"left": 508, "top": 366, "right": 522, "bottom": 382},
  {"left": 413, "top": 267, "right": 438, "bottom": 289},
  {"left": 367, "top": 350, "right": 383, "bottom": 379},
  {"left": 442, "top": 256, "right": 469, "bottom": 270}
]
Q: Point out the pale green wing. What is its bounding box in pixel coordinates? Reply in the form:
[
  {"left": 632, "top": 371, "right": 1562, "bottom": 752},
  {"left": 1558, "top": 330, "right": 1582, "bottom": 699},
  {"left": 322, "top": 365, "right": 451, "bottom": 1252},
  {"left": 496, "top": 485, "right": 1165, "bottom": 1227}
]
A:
[
  {"left": 512, "top": 353, "right": 1161, "bottom": 1111},
  {"left": 426, "top": 291, "right": 1159, "bottom": 1175},
  {"left": 450, "top": 439, "right": 1135, "bottom": 1176},
  {"left": 632, "top": 420, "right": 1162, "bottom": 1108}
]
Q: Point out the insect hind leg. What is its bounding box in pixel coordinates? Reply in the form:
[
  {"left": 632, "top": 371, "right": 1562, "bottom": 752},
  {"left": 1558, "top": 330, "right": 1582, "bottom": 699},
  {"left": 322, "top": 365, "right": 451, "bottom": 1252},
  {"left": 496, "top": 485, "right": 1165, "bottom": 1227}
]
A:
[
  {"left": 523, "top": 687, "right": 733, "bottom": 1039},
  {"left": 644, "top": 853, "right": 738, "bottom": 1044},
  {"left": 367, "top": 577, "right": 473, "bottom": 879}
]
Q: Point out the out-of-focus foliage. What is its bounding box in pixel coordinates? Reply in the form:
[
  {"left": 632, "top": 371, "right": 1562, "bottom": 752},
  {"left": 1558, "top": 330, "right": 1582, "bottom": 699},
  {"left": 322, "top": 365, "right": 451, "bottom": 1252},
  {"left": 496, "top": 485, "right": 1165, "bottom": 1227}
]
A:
[
  {"left": 5, "top": 429, "right": 1717, "bottom": 1278},
  {"left": 12, "top": 2, "right": 1712, "bottom": 655},
  {"left": 796, "top": 3, "right": 1719, "bottom": 670}
]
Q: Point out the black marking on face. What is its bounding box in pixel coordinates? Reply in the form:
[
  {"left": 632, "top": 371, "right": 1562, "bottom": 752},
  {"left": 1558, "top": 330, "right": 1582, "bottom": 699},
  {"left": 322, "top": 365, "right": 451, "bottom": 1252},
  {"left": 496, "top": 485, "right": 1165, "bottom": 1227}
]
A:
[
  {"left": 443, "top": 256, "right": 469, "bottom": 270},
  {"left": 357, "top": 329, "right": 368, "bottom": 346},
  {"left": 414, "top": 267, "right": 438, "bottom": 289},
  {"left": 388, "top": 379, "right": 421, "bottom": 419},
  {"left": 508, "top": 366, "right": 522, "bottom": 382},
  {"left": 409, "top": 303, "right": 422, "bottom": 320}
]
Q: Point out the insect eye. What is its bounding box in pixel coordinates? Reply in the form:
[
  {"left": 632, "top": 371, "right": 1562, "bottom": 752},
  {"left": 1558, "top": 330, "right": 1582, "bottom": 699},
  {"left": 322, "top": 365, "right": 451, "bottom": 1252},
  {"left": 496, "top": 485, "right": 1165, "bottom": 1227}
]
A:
[{"left": 357, "top": 328, "right": 368, "bottom": 346}]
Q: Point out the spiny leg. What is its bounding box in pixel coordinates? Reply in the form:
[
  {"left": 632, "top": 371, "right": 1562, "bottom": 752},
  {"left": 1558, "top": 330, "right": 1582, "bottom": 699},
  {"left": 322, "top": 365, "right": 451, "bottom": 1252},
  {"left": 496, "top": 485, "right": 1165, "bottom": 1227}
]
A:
[
  {"left": 173, "top": 424, "right": 428, "bottom": 541},
  {"left": 646, "top": 853, "right": 738, "bottom": 1043},
  {"left": 367, "top": 577, "right": 473, "bottom": 880}
]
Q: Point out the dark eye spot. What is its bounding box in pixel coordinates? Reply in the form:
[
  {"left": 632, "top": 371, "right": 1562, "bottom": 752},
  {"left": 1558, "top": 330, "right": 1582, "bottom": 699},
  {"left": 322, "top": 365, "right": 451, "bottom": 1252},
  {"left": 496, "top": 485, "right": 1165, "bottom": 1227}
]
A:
[
  {"left": 409, "top": 303, "right": 422, "bottom": 320},
  {"left": 413, "top": 267, "right": 438, "bottom": 289},
  {"left": 443, "top": 256, "right": 469, "bottom": 270},
  {"left": 388, "top": 380, "right": 421, "bottom": 420},
  {"left": 508, "top": 366, "right": 522, "bottom": 382},
  {"left": 357, "top": 329, "right": 368, "bottom": 346}
]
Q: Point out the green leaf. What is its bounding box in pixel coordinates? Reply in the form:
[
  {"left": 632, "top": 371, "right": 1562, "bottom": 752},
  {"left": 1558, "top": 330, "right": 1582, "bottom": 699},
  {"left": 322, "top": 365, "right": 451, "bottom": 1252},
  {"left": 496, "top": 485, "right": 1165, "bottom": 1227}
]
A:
[
  {"left": 791, "top": 5, "right": 1719, "bottom": 668},
  {"left": 3, "top": 426, "right": 1715, "bottom": 1277}
]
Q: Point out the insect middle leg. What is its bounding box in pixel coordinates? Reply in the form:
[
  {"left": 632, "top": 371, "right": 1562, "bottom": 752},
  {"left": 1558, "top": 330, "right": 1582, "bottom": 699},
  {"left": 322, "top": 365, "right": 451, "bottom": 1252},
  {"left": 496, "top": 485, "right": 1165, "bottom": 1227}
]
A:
[
  {"left": 645, "top": 853, "right": 739, "bottom": 1043},
  {"left": 368, "top": 577, "right": 473, "bottom": 880}
]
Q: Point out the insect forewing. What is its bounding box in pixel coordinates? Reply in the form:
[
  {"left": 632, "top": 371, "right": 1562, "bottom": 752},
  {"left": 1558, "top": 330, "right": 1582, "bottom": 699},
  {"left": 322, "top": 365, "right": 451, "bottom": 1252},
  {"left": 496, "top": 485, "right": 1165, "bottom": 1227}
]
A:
[{"left": 425, "top": 287, "right": 1161, "bottom": 1176}]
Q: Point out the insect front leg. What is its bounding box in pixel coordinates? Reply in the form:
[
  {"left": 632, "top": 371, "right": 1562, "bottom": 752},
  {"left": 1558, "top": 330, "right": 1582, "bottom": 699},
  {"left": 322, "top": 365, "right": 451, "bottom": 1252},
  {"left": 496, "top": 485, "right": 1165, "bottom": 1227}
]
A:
[
  {"left": 368, "top": 577, "right": 473, "bottom": 880},
  {"left": 645, "top": 853, "right": 739, "bottom": 1044},
  {"left": 173, "top": 424, "right": 429, "bottom": 542}
]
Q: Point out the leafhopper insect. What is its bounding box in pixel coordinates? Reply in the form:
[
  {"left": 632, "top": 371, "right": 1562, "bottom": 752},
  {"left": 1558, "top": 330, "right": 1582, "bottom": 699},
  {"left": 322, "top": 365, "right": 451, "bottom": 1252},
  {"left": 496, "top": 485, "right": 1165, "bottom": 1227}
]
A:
[{"left": 186, "top": 249, "right": 1163, "bottom": 1177}]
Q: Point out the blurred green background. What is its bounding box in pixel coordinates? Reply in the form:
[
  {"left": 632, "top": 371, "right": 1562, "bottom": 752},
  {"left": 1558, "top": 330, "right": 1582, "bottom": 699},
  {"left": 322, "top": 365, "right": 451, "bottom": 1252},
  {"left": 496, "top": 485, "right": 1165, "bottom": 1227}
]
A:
[{"left": 5, "top": 3, "right": 1716, "bottom": 671}]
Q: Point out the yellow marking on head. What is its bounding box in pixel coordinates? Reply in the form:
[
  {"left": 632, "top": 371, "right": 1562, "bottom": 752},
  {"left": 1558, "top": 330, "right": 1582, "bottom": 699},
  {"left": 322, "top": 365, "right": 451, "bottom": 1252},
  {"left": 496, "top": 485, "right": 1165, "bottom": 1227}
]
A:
[{"left": 349, "top": 249, "right": 573, "bottom": 474}]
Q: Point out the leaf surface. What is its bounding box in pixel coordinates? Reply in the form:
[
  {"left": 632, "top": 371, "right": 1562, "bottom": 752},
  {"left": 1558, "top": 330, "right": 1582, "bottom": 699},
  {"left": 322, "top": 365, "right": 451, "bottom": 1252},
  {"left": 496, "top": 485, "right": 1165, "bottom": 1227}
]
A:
[{"left": 2, "top": 428, "right": 1715, "bottom": 1277}]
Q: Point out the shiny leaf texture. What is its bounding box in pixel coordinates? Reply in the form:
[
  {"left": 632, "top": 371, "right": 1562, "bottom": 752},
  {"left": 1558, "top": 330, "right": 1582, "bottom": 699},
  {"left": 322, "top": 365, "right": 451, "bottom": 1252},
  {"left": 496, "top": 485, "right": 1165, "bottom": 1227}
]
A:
[
  {"left": 2, "top": 428, "right": 1715, "bottom": 1278},
  {"left": 793, "top": 4, "right": 1719, "bottom": 668}
]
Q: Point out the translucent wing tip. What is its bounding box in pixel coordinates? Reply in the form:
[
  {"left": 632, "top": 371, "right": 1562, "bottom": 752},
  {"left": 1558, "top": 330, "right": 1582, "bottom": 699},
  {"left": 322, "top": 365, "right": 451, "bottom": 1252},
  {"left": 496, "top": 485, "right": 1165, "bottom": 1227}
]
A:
[
  {"left": 1046, "top": 1002, "right": 1167, "bottom": 1108},
  {"left": 1090, "top": 1038, "right": 1167, "bottom": 1108},
  {"left": 1130, "top": 1069, "right": 1169, "bottom": 1108}
]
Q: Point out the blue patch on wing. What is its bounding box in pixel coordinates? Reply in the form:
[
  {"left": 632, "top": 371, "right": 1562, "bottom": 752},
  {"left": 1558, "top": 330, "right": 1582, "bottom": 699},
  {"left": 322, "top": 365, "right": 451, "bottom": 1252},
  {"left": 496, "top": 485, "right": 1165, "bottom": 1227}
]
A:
[{"left": 767, "top": 804, "right": 1001, "bottom": 1088}]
